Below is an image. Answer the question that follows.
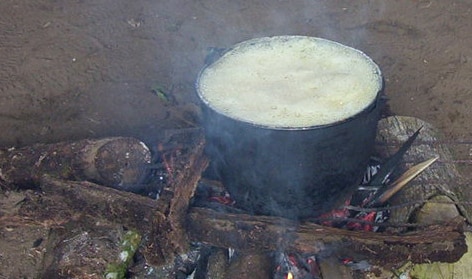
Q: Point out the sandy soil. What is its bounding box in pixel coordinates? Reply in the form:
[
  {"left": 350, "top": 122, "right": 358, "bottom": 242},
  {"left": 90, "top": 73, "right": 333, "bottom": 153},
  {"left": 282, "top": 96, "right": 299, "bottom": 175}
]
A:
[{"left": 1, "top": 0, "right": 472, "bottom": 278}]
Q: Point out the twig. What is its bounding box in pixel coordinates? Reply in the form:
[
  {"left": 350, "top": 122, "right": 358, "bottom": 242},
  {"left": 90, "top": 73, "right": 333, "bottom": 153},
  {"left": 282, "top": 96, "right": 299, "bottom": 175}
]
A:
[{"left": 367, "top": 156, "right": 439, "bottom": 207}]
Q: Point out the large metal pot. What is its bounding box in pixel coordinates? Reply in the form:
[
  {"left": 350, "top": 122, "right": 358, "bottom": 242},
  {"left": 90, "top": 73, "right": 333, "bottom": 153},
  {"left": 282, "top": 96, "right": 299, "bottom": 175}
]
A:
[{"left": 196, "top": 36, "right": 383, "bottom": 219}]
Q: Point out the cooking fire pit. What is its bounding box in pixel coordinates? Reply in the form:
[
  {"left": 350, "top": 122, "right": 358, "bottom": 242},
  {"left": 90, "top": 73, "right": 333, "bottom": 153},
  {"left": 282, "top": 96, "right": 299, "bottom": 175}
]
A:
[
  {"left": 1, "top": 38, "right": 469, "bottom": 279},
  {"left": 1, "top": 117, "right": 468, "bottom": 278}
]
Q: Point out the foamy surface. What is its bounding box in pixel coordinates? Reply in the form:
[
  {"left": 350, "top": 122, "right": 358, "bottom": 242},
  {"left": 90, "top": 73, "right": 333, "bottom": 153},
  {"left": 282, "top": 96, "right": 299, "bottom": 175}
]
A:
[{"left": 197, "top": 36, "right": 382, "bottom": 128}]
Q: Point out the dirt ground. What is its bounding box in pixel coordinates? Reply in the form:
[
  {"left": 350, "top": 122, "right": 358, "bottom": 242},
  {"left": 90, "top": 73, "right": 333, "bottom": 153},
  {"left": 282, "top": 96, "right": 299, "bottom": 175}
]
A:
[{"left": 1, "top": 0, "right": 472, "bottom": 278}]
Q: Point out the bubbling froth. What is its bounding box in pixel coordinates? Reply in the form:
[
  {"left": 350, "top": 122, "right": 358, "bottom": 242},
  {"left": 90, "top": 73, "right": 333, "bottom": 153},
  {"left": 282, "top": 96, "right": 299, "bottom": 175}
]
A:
[{"left": 197, "top": 36, "right": 382, "bottom": 128}]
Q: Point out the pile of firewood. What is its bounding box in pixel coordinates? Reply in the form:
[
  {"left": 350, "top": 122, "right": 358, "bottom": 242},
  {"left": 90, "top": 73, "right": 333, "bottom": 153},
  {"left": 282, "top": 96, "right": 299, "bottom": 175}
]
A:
[{"left": 0, "top": 117, "right": 470, "bottom": 278}]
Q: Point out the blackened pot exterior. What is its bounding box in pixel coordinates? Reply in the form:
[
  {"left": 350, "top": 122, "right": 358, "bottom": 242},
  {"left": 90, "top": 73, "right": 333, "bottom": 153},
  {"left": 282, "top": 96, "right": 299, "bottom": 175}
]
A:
[
  {"left": 196, "top": 36, "right": 384, "bottom": 219},
  {"left": 199, "top": 93, "right": 382, "bottom": 219}
]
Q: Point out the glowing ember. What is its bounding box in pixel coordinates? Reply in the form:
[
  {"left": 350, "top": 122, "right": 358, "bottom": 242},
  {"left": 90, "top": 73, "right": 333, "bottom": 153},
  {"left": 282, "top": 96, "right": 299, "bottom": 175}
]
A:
[
  {"left": 208, "top": 192, "right": 235, "bottom": 206},
  {"left": 274, "top": 252, "right": 321, "bottom": 279}
]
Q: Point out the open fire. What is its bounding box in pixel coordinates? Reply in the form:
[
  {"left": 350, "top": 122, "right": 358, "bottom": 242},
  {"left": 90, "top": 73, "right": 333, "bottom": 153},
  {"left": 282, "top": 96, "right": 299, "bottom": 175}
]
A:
[
  {"left": 187, "top": 126, "right": 443, "bottom": 279},
  {"left": 274, "top": 253, "right": 321, "bottom": 279},
  {"left": 1, "top": 117, "right": 467, "bottom": 278}
]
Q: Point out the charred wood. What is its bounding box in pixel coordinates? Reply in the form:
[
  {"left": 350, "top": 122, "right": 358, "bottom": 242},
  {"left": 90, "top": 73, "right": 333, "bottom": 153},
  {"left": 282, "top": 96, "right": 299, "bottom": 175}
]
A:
[
  {"left": 39, "top": 175, "right": 162, "bottom": 233},
  {"left": 36, "top": 130, "right": 209, "bottom": 267},
  {"left": 187, "top": 207, "right": 466, "bottom": 267},
  {"left": 224, "top": 251, "right": 273, "bottom": 279}
]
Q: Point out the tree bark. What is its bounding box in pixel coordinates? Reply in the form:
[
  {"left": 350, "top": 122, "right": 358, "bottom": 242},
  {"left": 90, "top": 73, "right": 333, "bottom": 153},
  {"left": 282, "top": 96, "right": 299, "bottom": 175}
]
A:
[
  {"left": 34, "top": 129, "right": 209, "bottom": 266},
  {"left": 0, "top": 137, "right": 152, "bottom": 190},
  {"left": 187, "top": 207, "right": 466, "bottom": 266},
  {"left": 375, "top": 116, "right": 472, "bottom": 226}
]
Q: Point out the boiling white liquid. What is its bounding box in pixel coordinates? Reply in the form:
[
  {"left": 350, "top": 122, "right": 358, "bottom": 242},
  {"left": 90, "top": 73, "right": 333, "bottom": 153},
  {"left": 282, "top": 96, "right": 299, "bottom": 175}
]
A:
[{"left": 197, "top": 36, "right": 382, "bottom": 128}]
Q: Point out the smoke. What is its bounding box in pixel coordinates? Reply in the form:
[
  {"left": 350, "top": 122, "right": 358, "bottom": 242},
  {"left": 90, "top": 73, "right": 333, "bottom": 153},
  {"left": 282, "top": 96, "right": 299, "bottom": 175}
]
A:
[
  {"left": 160, "top": 0, "right": 390, "bottom": 90},
  {"left": 175, "top": 1, "right": 389, "bottom": 219}
]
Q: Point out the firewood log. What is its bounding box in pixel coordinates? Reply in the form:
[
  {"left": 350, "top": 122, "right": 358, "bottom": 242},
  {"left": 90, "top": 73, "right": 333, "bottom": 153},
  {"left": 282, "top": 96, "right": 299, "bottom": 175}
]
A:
[
  {"left": 34, "top": 130, "right": 208, "bottom": 267},
  {"left": 187, "top": 207, "right": 466, "bottom": 266},
  {"left": 0, "top": 137, "right": 151, "bottom": 190},
  {"left": 375, "top": 116, "right": 472, "bottom": 227}
]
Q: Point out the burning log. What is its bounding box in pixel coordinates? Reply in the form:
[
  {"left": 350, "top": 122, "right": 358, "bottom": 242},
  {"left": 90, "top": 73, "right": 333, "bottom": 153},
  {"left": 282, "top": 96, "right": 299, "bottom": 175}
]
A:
[{"left": 187, "top": 207, "right": 466, "bottom": 266}]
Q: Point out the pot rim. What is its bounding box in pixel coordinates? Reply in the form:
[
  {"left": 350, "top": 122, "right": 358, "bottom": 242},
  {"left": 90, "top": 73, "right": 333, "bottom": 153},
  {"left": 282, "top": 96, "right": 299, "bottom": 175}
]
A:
[{"left": 195, "top": 35, "right": 384, "bottom": 131}]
